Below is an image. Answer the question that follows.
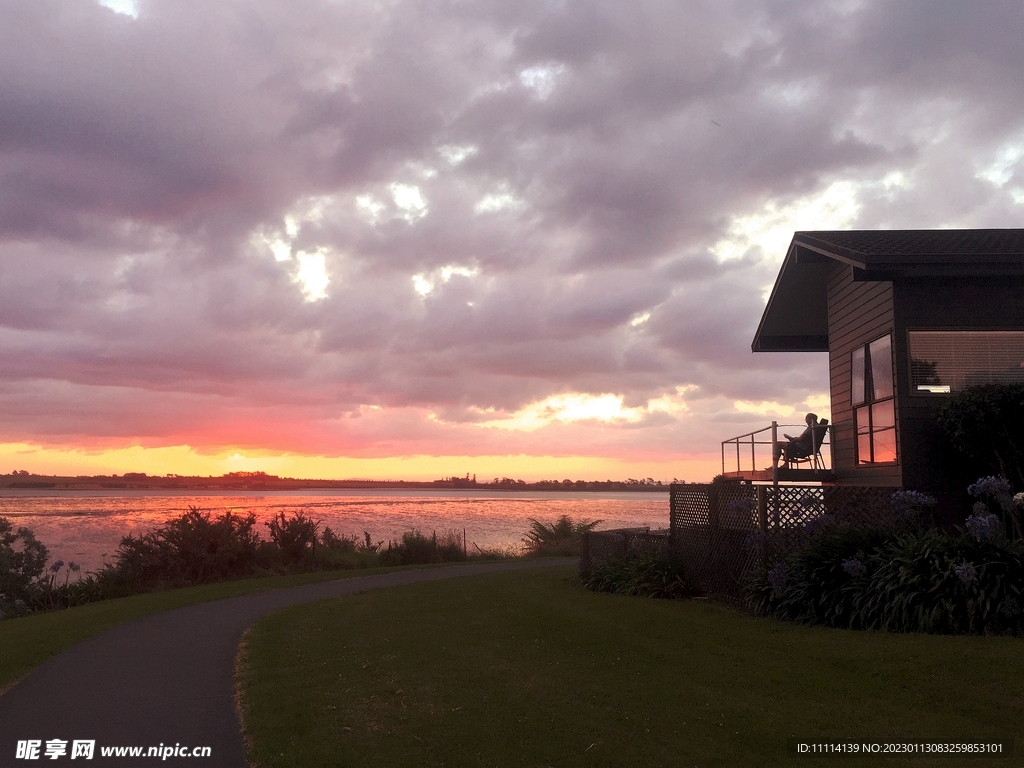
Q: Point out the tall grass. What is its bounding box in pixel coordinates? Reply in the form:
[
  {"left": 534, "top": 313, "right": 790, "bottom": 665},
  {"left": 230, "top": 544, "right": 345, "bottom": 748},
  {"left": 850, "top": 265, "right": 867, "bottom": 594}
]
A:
[
  {"left": 379, "top": 529, "right": 467, "bottom": 565},
  {"left": 522, "top": 515, "right": 600, "bottom": 556}
]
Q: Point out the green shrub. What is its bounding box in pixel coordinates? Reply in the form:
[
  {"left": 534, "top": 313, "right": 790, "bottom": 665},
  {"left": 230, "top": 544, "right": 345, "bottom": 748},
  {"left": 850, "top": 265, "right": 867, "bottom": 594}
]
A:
[
  {"left": 748, "top": 526, "right": 1024, "bottom": 635},
  {"left": 265, "top": 511, "right": 319, "bottom": 564},
  {"left": 314, "top": 530, "right": 384, "bottom": 570},
  {"left": 0, "top": 517, "right": 49, "bottom": 618},
  {"left": 109, "top": 507, "right": 262, "bottom": 589},
  {"left": 747, "top": 525, "right": 893, "bottom": 626},
  {"left": 583, "top": 554, "right": 693, "bottom": 599},
  {"left": 379, "top": 530, "right": 466, "bottom": 566},
  {"left": 523, "top": 515, "right": 600, "bottom": 557},
  {"left": 856, "top": 529, "right": 1023, "bottom": 634},
  {"left": 937, "top": 383, "right": 1024, "bottom": 491}
]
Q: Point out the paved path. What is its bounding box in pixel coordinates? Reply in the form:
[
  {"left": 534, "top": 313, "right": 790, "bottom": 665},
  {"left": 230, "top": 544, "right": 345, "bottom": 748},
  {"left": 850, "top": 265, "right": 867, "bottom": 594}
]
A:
[{"left": 0, "top": 559, "right": 575, "bottom": 766}]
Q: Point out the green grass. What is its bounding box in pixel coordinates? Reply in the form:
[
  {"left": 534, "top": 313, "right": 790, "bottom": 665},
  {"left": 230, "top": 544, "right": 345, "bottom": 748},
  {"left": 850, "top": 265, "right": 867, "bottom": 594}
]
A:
[
  {"left": 0, "top": 565, "right": 422, "bottom": 691},
  {"left": 238, "top": 566, "right": 1022, "bottom": 768}
]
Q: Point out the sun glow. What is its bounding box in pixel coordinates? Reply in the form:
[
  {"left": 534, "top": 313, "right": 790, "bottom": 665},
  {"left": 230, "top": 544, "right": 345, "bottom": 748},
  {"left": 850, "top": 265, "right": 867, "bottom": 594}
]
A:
[
  {"left": 412, "top": 263, "right": 480, "bottom": 296},
  {"left": 475, "top": 389, "right": 692, "bottom": 432},
  {"left": 0, "top": 442, "right": 718, "bottom": 483},
  {"left": 712, "top": 180, "right": 860, "bottom": 261},
  {"left": 733, "top": 400, "right": 795, "bottom": 417},
  {"left": 97, "top": 0, "right": 138, "bottom": 18},
  {"left": 295, "top": 249, "right": 330, "bottom": 301}
]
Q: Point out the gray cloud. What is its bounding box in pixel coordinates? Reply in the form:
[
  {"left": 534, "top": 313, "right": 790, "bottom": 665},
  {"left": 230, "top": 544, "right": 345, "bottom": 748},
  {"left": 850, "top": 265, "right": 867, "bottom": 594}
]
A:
[{"left": 2, "top": 0, "right": 1024, "bottom": 464}]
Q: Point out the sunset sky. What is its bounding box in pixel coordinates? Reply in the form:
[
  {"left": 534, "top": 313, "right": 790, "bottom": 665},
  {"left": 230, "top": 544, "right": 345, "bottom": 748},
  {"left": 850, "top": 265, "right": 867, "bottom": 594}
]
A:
[{"left": 3, "top": 1, "right": 1024, "bottom": 481}]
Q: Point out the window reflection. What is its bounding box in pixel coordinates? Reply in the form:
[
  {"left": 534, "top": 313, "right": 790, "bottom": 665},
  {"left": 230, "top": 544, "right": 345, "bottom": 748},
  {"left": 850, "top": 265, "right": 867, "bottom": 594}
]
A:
[
  {"left": 869, "top": 336, "right": 893, "bottom": 400},
  {"left": 852, "top": 334, "right": 896, "bottom": 465},
  {"left": 852, "top": 347, "right": 865, "bottom": 405}
]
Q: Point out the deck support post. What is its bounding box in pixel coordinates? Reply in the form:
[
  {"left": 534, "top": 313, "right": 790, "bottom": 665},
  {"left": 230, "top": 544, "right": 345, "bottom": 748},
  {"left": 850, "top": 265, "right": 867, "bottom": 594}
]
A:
[{"left": 756, "top": 485, "right": 768, "bottom": 531}]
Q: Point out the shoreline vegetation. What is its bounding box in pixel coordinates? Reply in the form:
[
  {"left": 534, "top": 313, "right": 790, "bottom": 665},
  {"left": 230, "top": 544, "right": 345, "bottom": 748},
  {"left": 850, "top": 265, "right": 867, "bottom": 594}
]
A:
[
  {"left": 0, "top": 509, "right": 598, "bottom": 621},
  {"left": 0, "top": 470, "right": 672, "bottom": 492}
]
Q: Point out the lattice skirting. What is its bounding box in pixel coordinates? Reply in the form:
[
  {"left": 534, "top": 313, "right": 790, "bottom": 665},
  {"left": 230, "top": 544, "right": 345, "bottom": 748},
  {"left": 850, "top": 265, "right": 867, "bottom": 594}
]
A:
[{"left": 582, "top": 484, "right": 906, "bottom": 602}]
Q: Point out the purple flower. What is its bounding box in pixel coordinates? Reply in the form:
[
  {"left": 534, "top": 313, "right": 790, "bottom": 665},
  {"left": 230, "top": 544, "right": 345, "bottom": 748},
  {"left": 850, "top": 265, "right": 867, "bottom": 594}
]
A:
[
  {"left": 890, "top": 490, "right": 935, "bottom": 517},
  {"left": 841, "top": 558, "right": 867, "bottom": 578},
  {"left": 955, "top": 561, "right": 977, "bottom": 584},
  {"left": 725, "top": 497, "right": 756, "bottom": 512},
  {"left": 744, "top": 529, "right": 767, "bottom": 548},
  {"left": 767, "top": 562, "right": 789, "bottom": 592},
  {"left": 49, "top": 560, "right": 65, "bottom": 573},
  {"left": 965, "top": 512, "right": 1001, "bottom": 542},
  {"left": 804, "top": 514, "right": 831, "bottom": 535},
  {"left": 968, "top": 476, "right": 1012, "bottom": 499},
  {"left": 1000, "top": 597, "right": 1020, "bottom": 618}
]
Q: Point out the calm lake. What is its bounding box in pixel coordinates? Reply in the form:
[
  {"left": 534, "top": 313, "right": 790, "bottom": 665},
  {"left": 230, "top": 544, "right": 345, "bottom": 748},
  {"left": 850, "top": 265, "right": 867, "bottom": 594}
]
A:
[{"left": 0, "top": 489, "right": 669, "bottom": 572}]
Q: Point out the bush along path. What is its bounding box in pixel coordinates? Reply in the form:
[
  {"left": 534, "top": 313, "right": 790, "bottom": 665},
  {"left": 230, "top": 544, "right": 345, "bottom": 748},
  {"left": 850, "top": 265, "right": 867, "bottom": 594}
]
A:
[{"left": 0, "top": 559, "right": 574, "bottom": 767}]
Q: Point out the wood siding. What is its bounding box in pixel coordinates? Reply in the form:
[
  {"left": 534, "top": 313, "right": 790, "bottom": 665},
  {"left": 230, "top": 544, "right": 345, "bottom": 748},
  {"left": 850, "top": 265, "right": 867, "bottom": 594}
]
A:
[{"left": 826, "top": 263, "right": 902, "bottom": 486}]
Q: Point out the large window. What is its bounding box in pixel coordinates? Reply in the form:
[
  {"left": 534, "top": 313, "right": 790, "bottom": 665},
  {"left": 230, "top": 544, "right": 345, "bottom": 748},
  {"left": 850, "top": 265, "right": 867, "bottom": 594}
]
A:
[
  {"left": 909, "top": 330, "right": 1024, "bottom": 394},
  {"left": 853, "top": 334, "right": 896, "bottom": 464}
]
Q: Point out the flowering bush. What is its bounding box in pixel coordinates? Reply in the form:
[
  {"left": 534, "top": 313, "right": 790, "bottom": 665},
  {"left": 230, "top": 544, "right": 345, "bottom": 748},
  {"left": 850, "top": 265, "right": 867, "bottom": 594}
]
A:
[
  {"left": 955, "top": 561, "right": 977, "bottom": 584},
  {"left": 842, "top": 558, "right": 867, "bottom": 578},
  {"left": 890, "top": 490, "right": 936, "bottom": 518},
  {"left": 766, "top": 562, "right": 789, "bottom": 593},
  {"left": 966, "top": 475, "right": 1021, "bottom": 540},
  {"left": 965, "top": 510, "right": 1001, "bottom": 541},
  {"left": 744, "top": 529, "right": 768, "bottom": 548},
  {"left": 748, "top": 525, "right": 1024, "bottom": 635}
]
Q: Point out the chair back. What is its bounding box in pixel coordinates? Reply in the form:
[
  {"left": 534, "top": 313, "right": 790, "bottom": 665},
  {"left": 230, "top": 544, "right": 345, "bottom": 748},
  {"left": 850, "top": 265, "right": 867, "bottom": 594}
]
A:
[{"left": 811, "top": 420, "right": 829, "bottom": 451}]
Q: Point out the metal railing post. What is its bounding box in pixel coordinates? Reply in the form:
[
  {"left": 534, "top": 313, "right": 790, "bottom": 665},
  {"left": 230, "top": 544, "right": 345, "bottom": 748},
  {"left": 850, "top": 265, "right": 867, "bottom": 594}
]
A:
[
  {"left": 771, "top": 421, "right": 779, "bottom": 528},
  {"left": 771, "top": 421, "right": 779, "bottom": 486}
]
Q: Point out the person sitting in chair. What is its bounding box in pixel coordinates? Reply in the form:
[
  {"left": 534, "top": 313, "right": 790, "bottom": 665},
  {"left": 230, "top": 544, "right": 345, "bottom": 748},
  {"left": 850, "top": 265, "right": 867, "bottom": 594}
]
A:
[{"left": 772, "top": 413, "right": 820, "bottom": 469}]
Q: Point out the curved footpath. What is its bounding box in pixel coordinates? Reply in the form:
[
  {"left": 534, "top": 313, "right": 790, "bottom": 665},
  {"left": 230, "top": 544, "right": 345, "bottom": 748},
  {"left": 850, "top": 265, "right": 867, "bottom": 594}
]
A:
[{"left": 0, "top": 559, "right": 575, "bottom": 766}]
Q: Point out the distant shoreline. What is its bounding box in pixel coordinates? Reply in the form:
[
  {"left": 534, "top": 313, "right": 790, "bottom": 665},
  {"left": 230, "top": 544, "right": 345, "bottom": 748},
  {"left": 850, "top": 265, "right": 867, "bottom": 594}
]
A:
[{"left": 0, "top": 472, "right": 672, "bottom": 493}]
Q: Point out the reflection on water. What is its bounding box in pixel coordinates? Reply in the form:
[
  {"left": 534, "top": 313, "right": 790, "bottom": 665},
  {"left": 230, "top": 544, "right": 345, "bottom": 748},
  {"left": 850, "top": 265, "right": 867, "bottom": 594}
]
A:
[{"left": 0, "top": 490, "right": 668, "bottom": 572}]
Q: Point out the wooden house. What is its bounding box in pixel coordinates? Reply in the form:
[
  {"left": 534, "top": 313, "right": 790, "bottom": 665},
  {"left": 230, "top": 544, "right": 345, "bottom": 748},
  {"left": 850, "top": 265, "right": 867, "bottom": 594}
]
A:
[{"left": 751, "top": 229, "right": 1024, "bottom": 491}]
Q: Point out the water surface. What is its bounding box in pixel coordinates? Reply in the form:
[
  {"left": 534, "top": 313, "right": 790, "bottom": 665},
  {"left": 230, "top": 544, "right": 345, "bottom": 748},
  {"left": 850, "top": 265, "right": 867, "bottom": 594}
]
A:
[{"left": 0, "top": 489, "right": 669, "bottom": 572}]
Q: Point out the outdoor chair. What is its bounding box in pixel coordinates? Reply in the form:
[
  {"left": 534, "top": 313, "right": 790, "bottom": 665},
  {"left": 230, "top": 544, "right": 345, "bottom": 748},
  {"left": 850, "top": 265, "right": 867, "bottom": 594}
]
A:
[{"left": 785, "top": 420, "right": 829, "bottom": 472}]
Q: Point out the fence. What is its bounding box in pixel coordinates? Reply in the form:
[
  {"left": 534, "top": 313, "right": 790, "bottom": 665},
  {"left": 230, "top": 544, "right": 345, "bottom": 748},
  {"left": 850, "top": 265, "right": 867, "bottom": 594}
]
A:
[
  {"left": 582, "top": 483, "right": 897, "bottom": 602},
  {"left": 580, "top": 528, "right": 671, "bottom": 572}
]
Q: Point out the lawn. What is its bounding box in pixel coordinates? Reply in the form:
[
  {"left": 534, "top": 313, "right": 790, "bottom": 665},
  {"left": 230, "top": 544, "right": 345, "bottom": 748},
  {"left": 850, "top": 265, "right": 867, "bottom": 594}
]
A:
[
  {"left": 238, "top": 565, "right": 1021, "bottom": 767},
  {"left": 0, "top": 565, "right": 420, "bottom": 692}
]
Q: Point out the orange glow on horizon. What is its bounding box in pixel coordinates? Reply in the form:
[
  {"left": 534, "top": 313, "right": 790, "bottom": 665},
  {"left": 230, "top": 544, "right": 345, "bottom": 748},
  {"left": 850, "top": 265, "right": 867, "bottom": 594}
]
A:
[{"left": 0, "top": 442, "right": 721, "bottom": 484}]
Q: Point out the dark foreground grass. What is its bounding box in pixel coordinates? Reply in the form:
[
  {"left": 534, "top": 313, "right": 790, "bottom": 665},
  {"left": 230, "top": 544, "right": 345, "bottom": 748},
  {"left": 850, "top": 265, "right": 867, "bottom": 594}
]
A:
[
  {"left": 238, "top": 565, "right": 1022, "bottom": 768},
  {"left": 0, "top": 565, "right": 422, "bottom": 691}
]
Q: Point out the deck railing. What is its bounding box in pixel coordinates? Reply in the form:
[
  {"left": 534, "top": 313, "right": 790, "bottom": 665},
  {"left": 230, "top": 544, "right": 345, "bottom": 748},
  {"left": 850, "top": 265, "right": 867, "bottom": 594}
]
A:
[{"left": 721, "top": 420, "right": 832, "bottom": 478}]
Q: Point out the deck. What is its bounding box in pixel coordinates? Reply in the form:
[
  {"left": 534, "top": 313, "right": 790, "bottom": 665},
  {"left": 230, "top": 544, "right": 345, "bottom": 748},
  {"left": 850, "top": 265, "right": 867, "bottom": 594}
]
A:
[
  {"left": 721, "top": 420, "right": 833, "bottom": 484},
  {"left": 721, "top": 467, "right": 835, "bottom": 483}
]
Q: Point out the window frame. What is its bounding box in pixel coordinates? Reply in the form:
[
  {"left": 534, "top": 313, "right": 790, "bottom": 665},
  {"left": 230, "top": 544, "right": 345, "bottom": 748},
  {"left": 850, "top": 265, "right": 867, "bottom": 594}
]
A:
[{"left": 852, "top": 332, "right": 897, "bottom": 466}]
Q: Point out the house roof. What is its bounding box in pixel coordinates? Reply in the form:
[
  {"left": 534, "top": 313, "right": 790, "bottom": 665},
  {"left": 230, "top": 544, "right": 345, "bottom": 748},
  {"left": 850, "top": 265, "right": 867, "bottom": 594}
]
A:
[{"left": 752, "top": 229, "right": 1024, "bottom": 353}]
